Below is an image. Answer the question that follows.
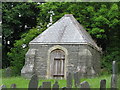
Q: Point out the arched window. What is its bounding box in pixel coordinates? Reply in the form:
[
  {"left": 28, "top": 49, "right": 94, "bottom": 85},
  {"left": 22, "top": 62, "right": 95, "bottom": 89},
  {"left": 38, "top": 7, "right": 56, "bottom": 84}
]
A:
[{"left": 50, "top": 49, "right": 65, "bottom": 78}]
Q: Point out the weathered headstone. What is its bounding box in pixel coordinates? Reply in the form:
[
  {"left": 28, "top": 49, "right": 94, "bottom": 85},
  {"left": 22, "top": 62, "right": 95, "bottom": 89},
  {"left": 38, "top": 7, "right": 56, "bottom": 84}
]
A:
[
  {"left": 111, "top": 61, "right": 117, "bottom": 89},
  {"left": 52, "top": 81, "right": 59, "bottom": 90},
  {"left": 28, "top": 74, "right": 38, "bottom": 90},
  {"left": 111, "top": 74, "right": 117, "bottom": 89},
  {"left": 66, "top": 72, "right": 73, "bottom": 88},
  {"left": 80, "top": 81, "right": 90, "bottom": 90},
  {"left": 42, "top": 82, "right": 51, "bottom": 88},
  {"left": 0, "top": 85, "right": 6, "bottom": 88},
  {"left": 5, "top": 67, "right": 12, "bottom": 77},
  {"left": 100, "top": 79, "right": 106, "bottom": 90},
  {"left": 112, "top": 61, "right": 117, "bottom": 74},
  {"left": 0, "top": 85, "right": 7, "bottom": 90},
  {"left": 74, "top": 71, "right": 80, "bottom": 87},
  {"left": 10, "top": 84, "right": 16, "bottom": 88}
]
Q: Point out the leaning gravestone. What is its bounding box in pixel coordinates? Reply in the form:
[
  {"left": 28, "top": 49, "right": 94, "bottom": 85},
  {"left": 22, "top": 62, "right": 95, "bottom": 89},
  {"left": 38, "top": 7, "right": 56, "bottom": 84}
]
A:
[
  {"left": 10, "top": 84, "right": 16, "bottom": 88},
  {"left": 111, "top": 61, "right": 117, "bottom": 89},
  {"left": 100, "top": 79, "right": 106, "bottom": 90},
  {"left": 80, "top": 81, "right": 90, "bottom": 90},
  {"left": 66, "top": 72, "right": 73, "bottom": 88},
  {"left": 52, "top": 81, "right": 59, "bottom": 89},
  {"left": 28, "top": 74, "right": 38, "bottom": 90},
  {"left": 74, "top": 71, "right": 80, "bottom": 87}
]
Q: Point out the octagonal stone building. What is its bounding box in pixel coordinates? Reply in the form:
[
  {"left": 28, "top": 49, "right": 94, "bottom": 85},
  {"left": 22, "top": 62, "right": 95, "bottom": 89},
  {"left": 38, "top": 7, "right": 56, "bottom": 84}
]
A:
[{"left": 21, "top": 14, "right": 101, "bottom": 79}]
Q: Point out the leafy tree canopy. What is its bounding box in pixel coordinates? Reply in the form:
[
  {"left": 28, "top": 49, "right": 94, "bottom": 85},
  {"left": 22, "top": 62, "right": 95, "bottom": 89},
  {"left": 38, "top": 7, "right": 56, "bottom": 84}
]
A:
[{"left": 2, "top": 2, "right": 39, "bottom": 68}]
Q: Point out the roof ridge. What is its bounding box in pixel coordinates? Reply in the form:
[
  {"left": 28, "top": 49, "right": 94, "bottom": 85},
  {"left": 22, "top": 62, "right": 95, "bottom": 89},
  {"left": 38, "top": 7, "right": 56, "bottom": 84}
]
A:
[
  {"left": 68, "top": 15, "right": 88, "bottom": 42},
  {"left": 68, "top": 14, "right": 99, "bottom": 50}
]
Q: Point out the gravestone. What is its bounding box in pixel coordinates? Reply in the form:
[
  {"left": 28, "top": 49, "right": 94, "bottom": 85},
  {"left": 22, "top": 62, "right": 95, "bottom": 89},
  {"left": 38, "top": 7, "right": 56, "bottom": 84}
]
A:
[
  {"left": 100, "top": 79, "right": 106, "bottom": 90},
  {"left": 66, "top": 72, "right": 72, "bottom": 88},
  {"left": 111, "top": 74, "right": 117, "bottom": 89},
  {"left": 10, "top": 84, "right": 16, "bottom": 88},
  {"left": 74, "top": 71, "right": 80, "bottom": 87},
  {"left": 52, "top": 81, "right": 59, "bottom": 89},
  {"left": 28, "top": 74, "right": 38, "bottom": 90},
  {"left": 112, "top": 61, "right": 117, "bottom": 74},
  {"left": 5, "top": 67, "right": 12, "bottom": 77},
  {"left": 111, "top": 61, "right": 117, "bottom": 89},
  {"left": 80, "top": 81, "right": 90, "bottom": 90},
  {"left": 42, "top": 82, "right": 51, "bottom": 88},
  {"left": 0, "top": 85, "right": 7, "bottom": 90}
]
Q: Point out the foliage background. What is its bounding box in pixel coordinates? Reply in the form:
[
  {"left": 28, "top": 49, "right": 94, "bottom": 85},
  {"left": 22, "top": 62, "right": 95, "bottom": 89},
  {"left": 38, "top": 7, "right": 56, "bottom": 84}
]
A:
[{"left": 2, "top": 2, "right": 120, "bottom": 76}]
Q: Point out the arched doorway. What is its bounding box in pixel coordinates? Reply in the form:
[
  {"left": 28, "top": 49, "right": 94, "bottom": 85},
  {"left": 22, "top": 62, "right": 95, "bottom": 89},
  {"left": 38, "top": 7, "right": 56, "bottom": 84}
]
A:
[{"left": 50, "top": 49, "right": 65, "bottom": 78}]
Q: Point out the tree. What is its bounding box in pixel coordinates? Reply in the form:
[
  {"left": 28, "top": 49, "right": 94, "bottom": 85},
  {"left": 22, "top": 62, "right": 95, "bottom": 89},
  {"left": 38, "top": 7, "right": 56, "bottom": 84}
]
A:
[{"left": 2, "top": 2, "right": 39, "bottom": 68}]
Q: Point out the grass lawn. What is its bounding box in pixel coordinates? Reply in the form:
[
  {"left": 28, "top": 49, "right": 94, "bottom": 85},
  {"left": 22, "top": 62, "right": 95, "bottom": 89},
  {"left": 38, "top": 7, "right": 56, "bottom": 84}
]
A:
[
  {"left": 117, "top": 74, "right": 120, "bottom": 89},
  {"left": 0, "top": 70, "right": 2, "bottom": 85},
  {"left": 1, "top": 75, "right": 113, "bottom": 88}
]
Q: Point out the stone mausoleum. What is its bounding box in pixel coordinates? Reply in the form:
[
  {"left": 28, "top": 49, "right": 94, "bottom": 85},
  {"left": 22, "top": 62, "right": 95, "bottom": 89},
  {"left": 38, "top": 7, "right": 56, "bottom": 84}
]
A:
[{"left": 21, "top": 14, "right": 101, "bottom": 79}]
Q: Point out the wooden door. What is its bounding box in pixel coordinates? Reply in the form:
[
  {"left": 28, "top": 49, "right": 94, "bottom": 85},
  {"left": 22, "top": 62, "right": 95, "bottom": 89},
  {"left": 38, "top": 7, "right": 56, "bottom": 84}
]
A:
[{"left": 50, "top": 49, "right": 65, "bottom": 78}]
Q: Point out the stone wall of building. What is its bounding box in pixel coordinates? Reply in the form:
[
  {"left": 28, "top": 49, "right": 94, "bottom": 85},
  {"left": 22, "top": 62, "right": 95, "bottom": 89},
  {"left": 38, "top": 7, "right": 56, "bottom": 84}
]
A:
[{"left": 21, "top": 44, "right": 101, "bottom": 79}]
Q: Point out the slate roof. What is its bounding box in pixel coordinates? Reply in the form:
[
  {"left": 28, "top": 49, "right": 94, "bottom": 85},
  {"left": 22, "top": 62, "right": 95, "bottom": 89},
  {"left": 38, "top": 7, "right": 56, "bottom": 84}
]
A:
[{"left": 30, "top": 14, "right": 100, "bottom": 51}]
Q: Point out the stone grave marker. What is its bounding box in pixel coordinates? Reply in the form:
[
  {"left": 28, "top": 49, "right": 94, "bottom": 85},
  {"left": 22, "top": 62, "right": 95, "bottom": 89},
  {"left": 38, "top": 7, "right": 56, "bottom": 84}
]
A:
[
  {"left": 0, "top": 85, "right": 7, "bottom": 90},
  {"left": 42, "top": 82, "right": 51, "bottom": 88},
  {"left": 5, "top": 67, "right": 12, "bottom": 77},
  {"left": 111, "top": 61, "right": 117, "bottom": 89},
  {"left": 10, "top": 84, "right": 16, "bottom": 88},
  {"left": 111, "top": 74, "right": 117, "bottom": 89},
  {"left": 112, "top": 61, "right": 117, "bottom": 74},
  {"left": 80, "top": 81, "right": 90, "bottom": 90},
  {"left": 66, "top": 72, "right": 72, "bottom": 88},
  {"left": 28, "top": 74, "right": 38, "bottom": 90},
  {"left": 74, "top": 71, "right": 80, "bottom": 87},
  {"left": 52, "top": 81, "right": 59, "bottom": 89},
  {"left": 100, "top": 79, "right": 106, "bottom": 90}
]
